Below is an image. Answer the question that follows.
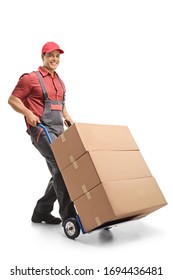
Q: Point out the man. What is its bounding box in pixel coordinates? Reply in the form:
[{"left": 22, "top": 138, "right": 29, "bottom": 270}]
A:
[{"left": 8, "top": 41, "right": 76, "bottom": 227}]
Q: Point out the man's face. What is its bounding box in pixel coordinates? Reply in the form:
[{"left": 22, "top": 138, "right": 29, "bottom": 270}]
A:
[{"left": 42, "top": 50, "right": 61, "bottom": 73}]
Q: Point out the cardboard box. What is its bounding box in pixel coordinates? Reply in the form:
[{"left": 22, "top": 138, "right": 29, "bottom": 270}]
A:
[
  {"left": 61, "top": 150, "right": 152, "bottom": 201},
  {"left": 50, "top": 122, "right": 167, "bottom": 232},
  {"left": 51, "top": 123, "right": 138, "bottom": 171},
  {"left": 74, "top": 177, "right": 167, "bottom": 232}
]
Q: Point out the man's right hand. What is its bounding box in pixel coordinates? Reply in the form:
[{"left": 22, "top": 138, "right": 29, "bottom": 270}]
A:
[{"left": 26, "top": 112, "right": 40, "bottom": 127}]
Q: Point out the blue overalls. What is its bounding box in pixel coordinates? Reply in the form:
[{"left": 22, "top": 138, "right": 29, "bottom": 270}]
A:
[{"left": 27, "top": 71, "right": 76, "bottom": 222}]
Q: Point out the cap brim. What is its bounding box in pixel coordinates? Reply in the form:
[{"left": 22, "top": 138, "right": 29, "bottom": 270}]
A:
[
  {"left": 42, "top": 48, "right": 64, "bottom": 54},
  {"left": 58, "top": 49, "right": 64, "bottom": 54}
]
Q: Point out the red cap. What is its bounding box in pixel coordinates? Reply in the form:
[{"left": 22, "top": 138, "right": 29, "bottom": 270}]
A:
[{"left": 42, "top": 42, "right": 64, "bottom": 54}]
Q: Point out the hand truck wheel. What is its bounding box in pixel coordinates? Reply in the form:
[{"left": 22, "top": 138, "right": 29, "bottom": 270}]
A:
[{"left": 63, "top": 218, "right": 80, "bottom": 239}]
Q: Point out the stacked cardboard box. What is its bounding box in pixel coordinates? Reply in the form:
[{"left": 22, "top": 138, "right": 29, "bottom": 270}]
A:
[{"left": 51, "top": 123, "right": 167, "bottom": 233}]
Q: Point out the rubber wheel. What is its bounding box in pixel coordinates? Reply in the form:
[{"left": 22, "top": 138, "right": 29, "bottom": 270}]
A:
[
  {"left": 64, "top": 218, "right": 80, "bottom": 239},
  {"left": 104, "top": 227, "right": 111, "bottom": 230}
]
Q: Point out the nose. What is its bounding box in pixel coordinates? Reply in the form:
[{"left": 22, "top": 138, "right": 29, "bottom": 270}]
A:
[{"left": 53, "top": 55, "right": 59, "bottom": 61}]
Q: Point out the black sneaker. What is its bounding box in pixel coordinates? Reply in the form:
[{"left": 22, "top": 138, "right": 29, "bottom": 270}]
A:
[{"left": 31, "top": 211, "right": 61, "bottom": 224}]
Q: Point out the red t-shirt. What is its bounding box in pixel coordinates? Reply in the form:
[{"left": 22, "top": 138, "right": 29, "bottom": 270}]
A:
[{"left": 11, "top": 66, "right": 66, "bottom": 118}]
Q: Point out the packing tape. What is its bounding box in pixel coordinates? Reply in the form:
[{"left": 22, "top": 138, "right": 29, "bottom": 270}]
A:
[
  {"left": 86, "top": 192, "right": 91, "bottom": 200},
  {"left": 95, "top": 216, "right": 101, "bottom": 226},
  {"left": 69, "top": 155, "right": 74, "bottom": 163},
  {"left": 60, "top": 134, "right": 66, "bottom": 142},
  {"left": 72, "top": 161, "right": 78, "bottom": 170},
  {"left": 81, "top": 184, "right": 87, "bottom": 194}
]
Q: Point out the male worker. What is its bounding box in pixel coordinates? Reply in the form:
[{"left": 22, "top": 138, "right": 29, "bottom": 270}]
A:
[{"left": 8, "top": 41, "right": 76, "bottom": 227}]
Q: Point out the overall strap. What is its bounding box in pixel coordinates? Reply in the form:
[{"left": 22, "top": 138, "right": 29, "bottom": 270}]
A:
[
  {"left": 57, "top": 74, "right": 66, "bottom": 94},
  {"left": 34, "top": 71, "right": 48, "bottom": 100}
]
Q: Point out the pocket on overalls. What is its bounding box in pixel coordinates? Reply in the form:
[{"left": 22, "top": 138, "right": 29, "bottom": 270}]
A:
[{"left": 51, "top": 103, "right": 63, "bottom": 125}]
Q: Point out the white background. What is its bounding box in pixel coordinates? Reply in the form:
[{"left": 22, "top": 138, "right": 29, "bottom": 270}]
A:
[{"left": 0, "top": 0, "right": 172, "bottom": 279}]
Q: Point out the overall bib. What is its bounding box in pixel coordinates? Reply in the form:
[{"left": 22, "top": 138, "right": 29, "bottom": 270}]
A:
[{"left": 27, "top": 71, "right": 76, "bottom": 221}]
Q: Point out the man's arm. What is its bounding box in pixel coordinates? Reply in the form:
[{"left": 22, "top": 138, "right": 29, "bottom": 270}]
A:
[
  {"left": 62, "top": 105, "right": 73, "bottom": 127},
  {"left": 8, "top": 95, "right": 40, "bottom": 126}
]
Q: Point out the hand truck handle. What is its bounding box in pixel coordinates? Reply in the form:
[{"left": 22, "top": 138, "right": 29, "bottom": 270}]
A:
[{"left": 38, "top": 123, "right": 52, "bottom": 144}]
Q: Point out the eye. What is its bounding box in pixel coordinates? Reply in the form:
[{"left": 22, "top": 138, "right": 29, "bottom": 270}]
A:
[
  {"left": 45, "top": 52, "right": 60, "bottom": 58},
  {"left": 45, "top": 53, "right": 53, "bottom": 58}
]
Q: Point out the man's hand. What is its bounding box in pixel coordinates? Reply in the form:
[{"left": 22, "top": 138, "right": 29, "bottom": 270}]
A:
[
  {"left": 64, "top": 119, "right": 71, "bottom": 127},
  {"left": 26, "top": 112, "right": 40, "bottom": 127}
]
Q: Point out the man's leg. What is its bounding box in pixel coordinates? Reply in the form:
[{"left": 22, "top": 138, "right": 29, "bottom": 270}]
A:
[
  {"left": 47, "top": 162, "right": 76, "bottom": 222},
  {"left": 31, "top": 177, "right": 62, "bottom": 224},
  {"left": 29, "top": 127, "right": 76, "bottom": 224}
]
